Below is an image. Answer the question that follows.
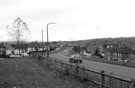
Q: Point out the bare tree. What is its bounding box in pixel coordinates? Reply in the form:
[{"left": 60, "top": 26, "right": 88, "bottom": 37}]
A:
[{"left": 6, "top": 17, "right": 31, "bottom": 55}]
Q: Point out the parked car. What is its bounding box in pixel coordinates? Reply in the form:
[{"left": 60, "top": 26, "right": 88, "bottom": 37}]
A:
[
  {"left": 21, "top": 53, "right": 29, "bottom": 56},
  {"left": 68, "top": 54, "right": 82, "bottom": 63},
  {"left": 81, "top": 53, "right": 92, "bottom": 57},
  {"left": 10, "top": 54, "right": 23, "bottom": 58},
  {"left": 0, "top": 54, "right": 10, "bottom": 58},
  {"left": 93, "top": 53, "right": 104, "bottom": 58},
  {"left": 27, "top": 51, "right": 32, "bottom": 56}
]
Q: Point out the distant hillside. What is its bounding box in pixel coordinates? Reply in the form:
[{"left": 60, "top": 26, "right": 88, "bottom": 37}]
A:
[
  {"left": 63, "top": 37, "right": 135, "bottom": 49},
  {"left": 1, "top": 37, "right": 135, "bottom": 49}
]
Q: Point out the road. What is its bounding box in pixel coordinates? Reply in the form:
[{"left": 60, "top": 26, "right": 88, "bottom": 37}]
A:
[{"left": 50, "top": 50, "right": 135, "bottom": 80}]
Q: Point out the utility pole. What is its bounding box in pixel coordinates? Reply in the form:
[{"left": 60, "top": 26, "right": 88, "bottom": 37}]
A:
[{"left": 42, "top": 30, "right": 43, "bottom": 55}]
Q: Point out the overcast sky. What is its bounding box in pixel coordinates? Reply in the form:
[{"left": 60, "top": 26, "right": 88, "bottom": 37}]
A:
[{"left": 0, "top": 0, "right": 135, "bottom": 41}]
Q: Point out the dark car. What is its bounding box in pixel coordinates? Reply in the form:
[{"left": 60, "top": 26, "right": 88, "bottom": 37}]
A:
[
  {"left": 68, "top": 54, "right": 82, "bottom": 63},
  {"left": 0, "top": 54, "right": 10, "bottom": 58}
]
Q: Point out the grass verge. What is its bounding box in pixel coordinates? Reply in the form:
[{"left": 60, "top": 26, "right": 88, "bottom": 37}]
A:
[
  {"left": 83, "top": 56, "right": 135, "bottom": 68},
  {"left": 0, "top": 57, "right": 95, "bottom": 88}
]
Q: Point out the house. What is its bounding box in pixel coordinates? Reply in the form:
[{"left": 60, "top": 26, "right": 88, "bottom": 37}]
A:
[
  {"left": 0, "top": 43, "right": 6, "bottom": 54},
  {"left": 27, "top": 43, "right": 47, "bottom": 52},
  {"left": 86, "top": 45, "right": 100, "bottom": 53},
  {"left": 105, "top": 46, "right": 135, "bottom": 62},
  {"left": 0, "top": 43, "right": 16, "bottom": 55},
  {"left": 27, "top": 43, "right": 37, "bottom": 52},
  {"left": 4, "top": 44, "right": 15, "bottom": 55}
]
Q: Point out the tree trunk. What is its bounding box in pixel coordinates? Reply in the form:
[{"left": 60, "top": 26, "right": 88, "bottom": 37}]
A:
[{"left": 17, "top": 41, "right": 21, "bottom": 56}]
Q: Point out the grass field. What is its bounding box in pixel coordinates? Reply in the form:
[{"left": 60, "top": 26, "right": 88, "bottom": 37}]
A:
[{"left": 0, "top": 57, "right": 93, "bottom": 88}]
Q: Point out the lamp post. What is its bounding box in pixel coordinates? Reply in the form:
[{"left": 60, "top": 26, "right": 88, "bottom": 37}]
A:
[
  {"left": 42, "top": 30, "right": 43, "bottom": 55},
  {"left": 46, "top": 22, "right": 56, "bottom": 58}
]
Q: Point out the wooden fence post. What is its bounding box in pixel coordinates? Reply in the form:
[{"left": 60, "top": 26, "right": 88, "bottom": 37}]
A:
[
  {"left": 49, "top": 58, "right": 51, "bottom": 65},
  {"left": 75, "top": 63, "right": 79, "bottom": 76},
  {"left": 81, "top": 66, "right": 85, "bottom": 80},
  {"left": 69, "top": 64, "right": 71, "bottom": 74},
  {"left": 65, "top": 64, "right": 69, "bottom": 76},
  {"left": 109, "top": 73, "right": 113, "bottom": 88},
  {"left": 100, "top": 70, "right": 105, "bottom": 88},
  {"left": 45, "top": 57, "right": 47, "bottom": 65},
  {"left": 131, "top": 79, "right": 135, "bottom": 88},
  {"left": 48, "top": 58, "right": 50, "bottom": 65},
  {"left": 54, "top": 60, "right": 57, "bottom": 70},
  {"left": 61, "top": 61, "right": 64, "bottom": 72}
]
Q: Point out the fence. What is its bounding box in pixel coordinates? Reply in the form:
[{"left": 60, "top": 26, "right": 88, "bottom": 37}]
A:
[{"left": 37, "top": 56, "right": 135, "bottom": 88}]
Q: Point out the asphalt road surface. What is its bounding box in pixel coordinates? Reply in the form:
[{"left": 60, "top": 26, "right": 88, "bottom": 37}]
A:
[{"left": 50, "top": 50, "right": 135, "bottom": 81}]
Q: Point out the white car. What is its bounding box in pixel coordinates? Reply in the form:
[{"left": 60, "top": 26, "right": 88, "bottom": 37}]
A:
[
  {"left": 21, "top": 53, "right": 29, "bottom": 56},
  {"left": 10, "top": 54, "right": 23, "bottom": 58},
  {"left": 68, "top": 54, "right": 82, "bottom": 63}
]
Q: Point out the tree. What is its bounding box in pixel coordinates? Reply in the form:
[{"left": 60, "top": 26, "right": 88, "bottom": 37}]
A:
[
  {"left": 6, "top": 17, "right": 31, "bottom": 54},
  {"left": 72, "top": 45, "right": 81, "bottom": 54}
]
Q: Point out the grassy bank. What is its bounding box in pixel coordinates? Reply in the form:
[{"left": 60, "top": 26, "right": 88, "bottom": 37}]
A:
[{"left": 0, "top": 57, "right": 94, "bottom": 88}]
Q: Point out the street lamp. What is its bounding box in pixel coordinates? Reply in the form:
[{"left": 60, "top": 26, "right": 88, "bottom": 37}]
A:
[
  {"left": 42, "top": 30, "right": 43, "bottom": 55},
  {"left": 46, "top": 22, "right": 56, "bottom": 58}
]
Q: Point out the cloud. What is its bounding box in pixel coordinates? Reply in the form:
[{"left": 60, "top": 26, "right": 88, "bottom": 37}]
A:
[
  {"left": 0, "top": 0, "right": 26, "bottom": 8},
  {"left": 1, "top": 0, "right": 135, "bottom": 41},
  {"left": 21, "top": 8, "right": 75, "bottom": 23}
]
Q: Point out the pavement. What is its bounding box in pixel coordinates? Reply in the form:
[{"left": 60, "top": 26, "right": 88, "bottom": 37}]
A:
[{"left": 50, "top": 50, "right": 135, "bottom": 81}]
